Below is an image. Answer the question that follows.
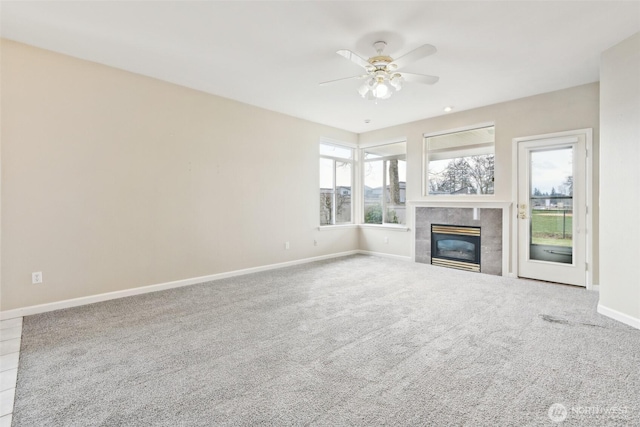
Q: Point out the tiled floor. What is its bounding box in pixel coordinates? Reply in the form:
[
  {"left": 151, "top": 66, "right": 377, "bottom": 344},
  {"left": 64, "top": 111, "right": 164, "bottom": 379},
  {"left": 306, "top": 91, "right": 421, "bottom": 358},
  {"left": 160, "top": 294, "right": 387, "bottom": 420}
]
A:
[{"left": 1, "top": 317, "right": 23, "bottom": 427}]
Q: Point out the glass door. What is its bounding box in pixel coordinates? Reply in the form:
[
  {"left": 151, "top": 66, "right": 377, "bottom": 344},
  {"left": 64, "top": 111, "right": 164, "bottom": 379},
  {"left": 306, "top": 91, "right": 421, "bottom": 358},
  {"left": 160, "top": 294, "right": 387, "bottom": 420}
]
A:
[
  {"left": 528, "top": 147, "right": 574, "bottom": 264},
  {"left": 517, "top": 135, "right": 586, "bottom": 286}
]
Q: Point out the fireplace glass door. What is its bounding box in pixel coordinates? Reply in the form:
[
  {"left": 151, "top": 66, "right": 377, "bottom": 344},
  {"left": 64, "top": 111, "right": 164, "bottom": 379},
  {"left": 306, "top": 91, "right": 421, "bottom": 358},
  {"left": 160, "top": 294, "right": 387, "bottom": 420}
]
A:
[
  {"left": 431, "top": 225, "right": 481, "bottom": 272},
  {"left": 435, "top": 239, "right": 477, "bottom": 261}
]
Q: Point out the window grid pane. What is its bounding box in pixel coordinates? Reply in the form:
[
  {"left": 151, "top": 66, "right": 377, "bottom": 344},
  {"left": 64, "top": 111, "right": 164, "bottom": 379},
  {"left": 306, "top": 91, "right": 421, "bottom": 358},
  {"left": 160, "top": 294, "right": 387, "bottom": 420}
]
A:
[
  {"left": 363, "top": 141, "right": 407, "bottom": 225},
  {"left": 384, "top": 159, "right": 406, "bottom": 225},
  {"left": 319, "top": 158, "right": 335, "bottom": 225},
  {"left": 335, "top": 162, "right": 352, "bottom": 224},
  {"left": 364, "top": 160, "right": 383, "bottom": 224},
  {"left": 320, "top": 142, "right": 353, "bottom": 226},
  {"left": 426, "top": 126, "right": 495, "bottom": 196}
]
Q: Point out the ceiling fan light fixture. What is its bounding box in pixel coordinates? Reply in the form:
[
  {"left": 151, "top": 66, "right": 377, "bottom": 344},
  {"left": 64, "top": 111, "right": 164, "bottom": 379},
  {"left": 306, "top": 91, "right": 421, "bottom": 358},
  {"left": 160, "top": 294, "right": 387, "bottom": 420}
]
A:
[
  {"left": 390, "top": 73, "right": 404, "bottom": 91},
  {"left": 358, "top": 77, "right": 377, "bottom": 98},
  {"left": 373, "top": 81, "right": 391, "bottom": 99},
  {"left": 357, "top": 83, "right": 370, "bottom": 98}
]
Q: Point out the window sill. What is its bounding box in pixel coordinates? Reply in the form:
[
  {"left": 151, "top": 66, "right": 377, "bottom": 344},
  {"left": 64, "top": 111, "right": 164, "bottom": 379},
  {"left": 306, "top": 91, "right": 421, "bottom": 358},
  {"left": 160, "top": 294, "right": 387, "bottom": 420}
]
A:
[
  {"left": 359, "top": 224, "right": 410, "bottom": 232},
  {"left": 317, "top": 224, "right": 410, "bottom": 232},
  {"left": 318, "top": 224, "right": 358, "bottom": 231}
]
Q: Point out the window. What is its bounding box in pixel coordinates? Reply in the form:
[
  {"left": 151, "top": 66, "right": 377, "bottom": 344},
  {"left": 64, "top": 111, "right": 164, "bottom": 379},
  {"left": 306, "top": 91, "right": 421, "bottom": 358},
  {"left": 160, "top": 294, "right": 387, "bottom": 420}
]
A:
[
  {"left": 320, "top": 142, "right": 353, "bottom": 225},
  {"left": 425, "top": 125, "right": 495, "bottom": 196},
  {"left": 363, "top": 141, "right": 406, "bottom": 225}
]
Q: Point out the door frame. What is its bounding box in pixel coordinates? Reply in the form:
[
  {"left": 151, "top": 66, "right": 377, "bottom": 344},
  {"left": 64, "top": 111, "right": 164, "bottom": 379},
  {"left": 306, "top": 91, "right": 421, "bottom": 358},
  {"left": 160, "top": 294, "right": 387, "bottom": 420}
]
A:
[{"left": 511, "top": 128, "right": 594, "bottom": 289}]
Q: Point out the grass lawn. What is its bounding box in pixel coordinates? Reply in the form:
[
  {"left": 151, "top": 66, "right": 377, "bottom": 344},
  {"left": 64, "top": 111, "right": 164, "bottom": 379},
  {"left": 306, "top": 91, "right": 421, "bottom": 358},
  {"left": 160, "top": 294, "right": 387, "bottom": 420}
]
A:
[{"left": 531, "top": 209, "right": 572, "bottom": 247}]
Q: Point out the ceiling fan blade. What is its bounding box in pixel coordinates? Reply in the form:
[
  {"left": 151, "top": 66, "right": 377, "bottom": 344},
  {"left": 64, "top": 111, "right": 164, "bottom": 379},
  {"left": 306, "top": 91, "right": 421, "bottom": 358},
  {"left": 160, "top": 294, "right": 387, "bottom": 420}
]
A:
[
  {"left": 390, "top": 44, "right": 437, "bottom": 70},
  {"left": 319, "top": 74, "right": 368, "bottom": 86},
  {"left": 336, "top": 49, "right": 372, "bottom": 70},
  {"left": 401, "top": 73, "right": 439, "bottom": 85}
]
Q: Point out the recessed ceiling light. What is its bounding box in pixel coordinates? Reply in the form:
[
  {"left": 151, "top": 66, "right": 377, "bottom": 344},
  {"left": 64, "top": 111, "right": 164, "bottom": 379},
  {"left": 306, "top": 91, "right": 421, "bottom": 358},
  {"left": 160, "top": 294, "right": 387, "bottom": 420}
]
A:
[
  {"left": 364, "top": 119, "right": 371, "bottom": 124},
  {"left": 444, "top": 106, "right": 453, "bottom": 112}
]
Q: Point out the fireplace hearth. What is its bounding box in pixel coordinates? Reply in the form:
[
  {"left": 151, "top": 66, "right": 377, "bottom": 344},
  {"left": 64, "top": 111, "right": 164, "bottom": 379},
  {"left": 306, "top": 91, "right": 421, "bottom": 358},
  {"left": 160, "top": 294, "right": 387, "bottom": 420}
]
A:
[{"left": 431, "top": 224, "right": 481, "bottom": 272}]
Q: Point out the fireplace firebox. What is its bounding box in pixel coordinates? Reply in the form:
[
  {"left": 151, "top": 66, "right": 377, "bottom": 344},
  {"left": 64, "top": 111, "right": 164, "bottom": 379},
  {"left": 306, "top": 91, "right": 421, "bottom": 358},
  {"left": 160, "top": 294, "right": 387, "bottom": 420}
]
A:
[{"left": 431, "top": 224, "right": 481, "bottom": 272}]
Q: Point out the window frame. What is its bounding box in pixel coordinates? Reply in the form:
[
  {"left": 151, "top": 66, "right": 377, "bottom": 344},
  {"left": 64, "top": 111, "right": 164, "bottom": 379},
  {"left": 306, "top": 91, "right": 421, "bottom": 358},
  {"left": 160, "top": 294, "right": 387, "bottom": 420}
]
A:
[
  {"left": 362, "top": 140, "right": 407, "bottom": 226},
  {"left": 423, "top": 123, "right": 496, "bottom": 197},
  {"left": 319, "top": 140, "right": 355, "bottom": 227}
]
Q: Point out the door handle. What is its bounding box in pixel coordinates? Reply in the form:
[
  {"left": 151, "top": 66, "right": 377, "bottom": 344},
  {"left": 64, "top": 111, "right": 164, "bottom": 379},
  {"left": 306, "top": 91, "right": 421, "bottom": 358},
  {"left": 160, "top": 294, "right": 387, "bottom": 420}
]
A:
[{"left": 518, "top": 203, "right": 528, "bottom": 219}]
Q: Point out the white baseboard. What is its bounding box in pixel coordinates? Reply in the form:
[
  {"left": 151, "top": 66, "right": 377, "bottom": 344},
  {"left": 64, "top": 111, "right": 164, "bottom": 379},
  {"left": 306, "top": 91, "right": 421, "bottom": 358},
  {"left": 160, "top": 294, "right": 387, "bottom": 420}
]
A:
[
  {"left": 357, "top": 250, "right": 412, "bottom": 262},
  {"left": 597, "top": 304, "right": 640, "bottom": 330},
  {"left": 0, "top": 250, "right": 360, "bottom": 320}
]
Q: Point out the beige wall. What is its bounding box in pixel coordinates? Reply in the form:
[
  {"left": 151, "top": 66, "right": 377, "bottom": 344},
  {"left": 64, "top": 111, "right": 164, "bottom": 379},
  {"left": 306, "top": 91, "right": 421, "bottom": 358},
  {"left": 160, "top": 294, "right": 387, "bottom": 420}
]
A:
[
  {"left": 358, "top": 83, "right": 600, "bottom": 279},
  {"left": 0, "top": 40, "right": 358, "bottom": 311},
  {"left": 0, "top": 39, "right": 604, "bottom": 313},
  {"left": 599, "top": 32, "right": 640, "bottom": 321}
]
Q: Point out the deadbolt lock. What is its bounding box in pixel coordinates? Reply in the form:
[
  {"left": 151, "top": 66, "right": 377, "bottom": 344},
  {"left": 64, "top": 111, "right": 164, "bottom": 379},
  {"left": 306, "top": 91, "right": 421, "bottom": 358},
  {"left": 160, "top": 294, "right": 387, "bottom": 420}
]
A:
[{"left": 518, "top": 203, "right": 527, "bottom": 219}]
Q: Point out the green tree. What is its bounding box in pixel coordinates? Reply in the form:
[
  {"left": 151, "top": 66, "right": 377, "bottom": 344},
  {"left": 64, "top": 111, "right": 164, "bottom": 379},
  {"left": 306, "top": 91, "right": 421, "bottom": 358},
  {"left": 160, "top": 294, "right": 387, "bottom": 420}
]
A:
[{"left": 365, "top": 204, "right": 382, "bottom": 224}]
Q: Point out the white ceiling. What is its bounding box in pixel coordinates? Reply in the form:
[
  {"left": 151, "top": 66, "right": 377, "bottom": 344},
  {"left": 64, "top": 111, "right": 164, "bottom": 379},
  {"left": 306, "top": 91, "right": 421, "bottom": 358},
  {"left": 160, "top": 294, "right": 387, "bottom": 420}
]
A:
[{"left": 2, "top": 1, "right": 639, "bottom": 133}]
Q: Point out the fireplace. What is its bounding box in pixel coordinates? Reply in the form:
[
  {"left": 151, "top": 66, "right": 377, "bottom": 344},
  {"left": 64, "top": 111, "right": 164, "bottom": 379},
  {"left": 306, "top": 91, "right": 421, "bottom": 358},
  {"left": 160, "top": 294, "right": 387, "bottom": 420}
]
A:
[
  {"left": 431, "top": 224, "right": 481, "bottom": 272},
  {"left": 414, "top": 206, "right": 504, "bottom": 276}
]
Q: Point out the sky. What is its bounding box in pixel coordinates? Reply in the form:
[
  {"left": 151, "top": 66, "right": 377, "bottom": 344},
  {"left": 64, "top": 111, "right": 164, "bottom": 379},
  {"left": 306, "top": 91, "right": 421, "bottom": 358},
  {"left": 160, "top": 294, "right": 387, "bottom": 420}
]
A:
[{"left": 530, "top": 147, "right": 573, "bottom": 195}]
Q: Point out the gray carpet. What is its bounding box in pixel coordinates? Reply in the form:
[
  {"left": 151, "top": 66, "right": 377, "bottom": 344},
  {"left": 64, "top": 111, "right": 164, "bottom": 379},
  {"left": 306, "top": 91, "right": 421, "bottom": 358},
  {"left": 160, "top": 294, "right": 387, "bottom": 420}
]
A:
[{"left": 12, "top": 255, "right": 640, "bottom": 426}]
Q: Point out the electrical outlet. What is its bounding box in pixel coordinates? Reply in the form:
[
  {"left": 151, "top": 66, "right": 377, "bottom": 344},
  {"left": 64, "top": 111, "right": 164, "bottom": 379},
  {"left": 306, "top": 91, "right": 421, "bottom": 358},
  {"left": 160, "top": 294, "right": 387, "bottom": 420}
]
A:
[
  {"left": 313, "top": 240, "right": 318, "bottom": 246},
  {"left": 32, "top": 272, "right": 43, "bottom": 284},
  {"left": 384, "top": 237, "right": 389, "bottom": 244},
  {"left": 285, "top": 241, "right": 290, "bottom": 250}
]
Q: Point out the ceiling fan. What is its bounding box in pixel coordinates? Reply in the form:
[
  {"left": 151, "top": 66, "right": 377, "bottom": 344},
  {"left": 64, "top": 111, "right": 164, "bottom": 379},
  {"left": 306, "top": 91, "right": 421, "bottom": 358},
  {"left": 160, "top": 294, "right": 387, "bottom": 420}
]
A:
[{"left": 321, "top": 41, "right": 439, "bottom": 100}]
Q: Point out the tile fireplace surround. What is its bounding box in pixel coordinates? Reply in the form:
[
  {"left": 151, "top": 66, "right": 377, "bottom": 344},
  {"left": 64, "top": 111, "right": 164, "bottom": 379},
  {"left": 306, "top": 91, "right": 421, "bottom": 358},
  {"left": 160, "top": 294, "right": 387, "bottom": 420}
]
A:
[{"left": 413, "top": 203, "right": 511, "bottom": 276}]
